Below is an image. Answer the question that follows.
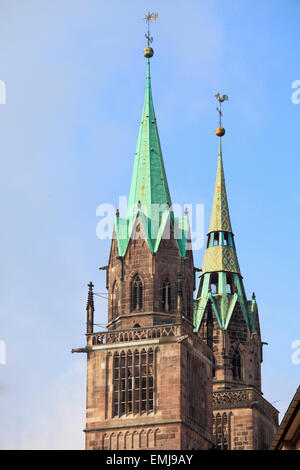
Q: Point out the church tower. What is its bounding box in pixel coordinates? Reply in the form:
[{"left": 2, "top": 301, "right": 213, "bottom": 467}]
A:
[
  {"left": 194, "top": 99, "right": 279, "bottom": 450},
  {"left": 76, "top": 36, "right": 213, "bottom": 450}
]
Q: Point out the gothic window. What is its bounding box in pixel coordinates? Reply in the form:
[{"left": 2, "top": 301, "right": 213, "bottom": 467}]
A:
[
  {"left": 112, "top": 281, "right": 119, "bottom": 318},
  {"left": 210, "top": 273, "right": 218, "bottom": 294},
  {"left": 208, "top": 232, "right": 219, "bottom": 248},
  {"left": 102, "top": 433, "right": 109, "bottom": 450},
  {"left": 198, "top": 276, "right": 204, "bottom": 294},
  {"left": 222, "top": 414, "right": 228, "bottom": 450},
  {"left": 133, "top": 350, "right": 140, "bottom": 413},
  {"left": 212, "top": 355, "right": 216, "bottom": 378},
  {"left": 226, "top": 273, "right": 234, "bottom": 294},
  {"left": 206, "top": 236, "right": 210, "bottom": 249},
  {"left": 232, "top": 350, "right": 242, "bottom": 380},
  {"left": 213, "top": 232, "right": 219, "bottom": 246},
  {"left": 113, "top": 349, "right": 154, "bottom": 417},
  {"left": 223, "top": 232, "right": 229, "bottom": 246},
  {"left": 131, "top": 275, "right": 143, "bottom": 312},
  {"left": 162, "top": 279, "right": 171, "bottom": 312},
  {"left": 215, "top": 413, "right": 222, "bottom": 449},
  {"left": 214, "top": 412, "right": 230, "bottom": 450},
  {"left": 140, "top": 430, "right": 146, "bottom": 448}
]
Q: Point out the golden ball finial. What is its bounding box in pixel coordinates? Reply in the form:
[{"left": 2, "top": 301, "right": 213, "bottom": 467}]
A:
[
  {"left": 215, "top": 126, "right": 225, "bottom": 137},
  {"left": 143, "top": 47, "right": 154, "bottom": 58}
]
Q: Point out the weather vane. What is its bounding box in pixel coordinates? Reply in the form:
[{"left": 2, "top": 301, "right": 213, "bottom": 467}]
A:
[
  {"left": 144, "top": 12, "right": 158, "bottom": 47},
  {"left": 215, "top": 93, "right": 229, "bottom": 137}
]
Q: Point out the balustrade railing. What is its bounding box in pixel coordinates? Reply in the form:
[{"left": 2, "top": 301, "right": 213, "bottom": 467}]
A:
[
  {"left": 213, "top": 388, "right": 278, "bottom": 425},
  {"left": 87, "top": 324, "right": 181, "bottom": 346}
]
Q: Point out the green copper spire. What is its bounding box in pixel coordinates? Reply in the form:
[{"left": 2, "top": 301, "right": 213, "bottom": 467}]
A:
[
  {"left": 194, "top": 102, "right": 257, "bottom": 333},
  {"left": 127, "top": 59, "right": 171, "bottom": 220},
  {"left": 114, "top": 49, "right": 189, "bottom": 258},
  {"left": 202, "top": 139, "right": 239, "bottom": 276},
  {"left": 208, "top": 138, "right": 232, "bottom": 233}
]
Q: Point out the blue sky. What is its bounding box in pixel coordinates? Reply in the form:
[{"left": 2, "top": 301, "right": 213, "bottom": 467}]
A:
[{"left": 0, "top": 0, "right": 299, "bottom": 449}]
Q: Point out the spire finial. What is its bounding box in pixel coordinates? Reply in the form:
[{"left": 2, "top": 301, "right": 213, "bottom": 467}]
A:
[
  {"left": 86, "top": 282, "right": 94, "bottom": 334},
  {"left": 215, "top": 93, "right": 228, "bottom": 138},
  {"left": 143, "top": 12, "right": 158, "bottom": 58},
  {"left": 87, "top": 282, "right": 94, "bottom": 312}
]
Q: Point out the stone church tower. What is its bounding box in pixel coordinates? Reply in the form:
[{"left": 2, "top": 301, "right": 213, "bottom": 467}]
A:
[
  {"left": 74, "top": 46, "right": 214, "bottom": 450},
  {"left": 193, "top": 115, "right": 279, "bottom": 449}
]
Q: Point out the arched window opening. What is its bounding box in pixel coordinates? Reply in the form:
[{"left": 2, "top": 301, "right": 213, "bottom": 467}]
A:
[
  {"left": 127, "top": 351, "right": 133, "bottom": 413},
  {"left": 134, "top": 350, "right": 140, "bottom": 414},
  {"left": 223, "top": 232, "right": 229, "bottom": 246},
  {"left": 210, "top": 273, "right": 218, "bottom": 294},
  {"left": 222, "top": 413, "right": 229, "bottom": 450},
  {"left": 215, "top": 413, "right": 222, "bottom": 450},
  {"left": 213, "top": 232, "right": 219, "bottom": 246},
  {"left": 131, "top": 275, "right": 143, "bottom": 312},
  {"left": 141, "top": 349, "right": 147, "bottom": 412},
  {"left": 162, "top": 279, "right": 171, "bottom": 312},
  {"left": 232, "top": 350, "right": 242, "bottom": 380},
  {"left": 211, "top": 284, "right": 217, "bottom": 294},
  {"left": 214, "top": 412, "right": 230, "bottom": 450},
  {"left": 113, "top": 352, "right": 120, "bottom": 417},
  {"left": 120, "top": 351, "right": 126, "bottom": 414},
  {"left": 133, "top": 323, "right": 141, "bottom": 329},
  {"left": 148, "top": 349, "right": 154, "bottom": 411},
  {"left": 102, "top": 433, "right": 109, "bottom": 450},
  {"left": 113, "top": 349, "right": 154, "bottom": 417},
  {"left": 226, "top": 273, "right": 235, "bottom": 294},
  {"left": 112, "top": 281, "right": 119, "bottom": 318},
  {"left": 206, "top": 236, "right": 210, "bottom": 249}
]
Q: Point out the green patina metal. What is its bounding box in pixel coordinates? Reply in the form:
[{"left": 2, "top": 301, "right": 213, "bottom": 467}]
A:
[
  {"left": 114, "top": 57, "right": 189, "bottom": 258},
  {"left": 127, "top": 59, "right": 171, "bottom": 220},
  {"left": 194, "top": 137, "right": 257, "bottom": 333},
  {"left": 208, "top": 139, "right": 232, "bottom": 233}
]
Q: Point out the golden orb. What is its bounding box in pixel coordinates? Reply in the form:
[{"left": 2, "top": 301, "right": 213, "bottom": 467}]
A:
[
  {"left": 143, "top": 47, "right": 154, "bottom": 58},
  {"left": 215, "top": 126, "right": 225, "bottom": 137}
]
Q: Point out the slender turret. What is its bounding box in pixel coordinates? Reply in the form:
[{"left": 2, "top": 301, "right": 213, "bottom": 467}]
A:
[
  {"left": 193, "top": 95, "right": 278, "bottom": 450},
  {"left": 194, "top": 95, "right": 256, "bottom": 333},
  {"left": 86, "top": 281, "right": 94, "bottom": 334}
]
